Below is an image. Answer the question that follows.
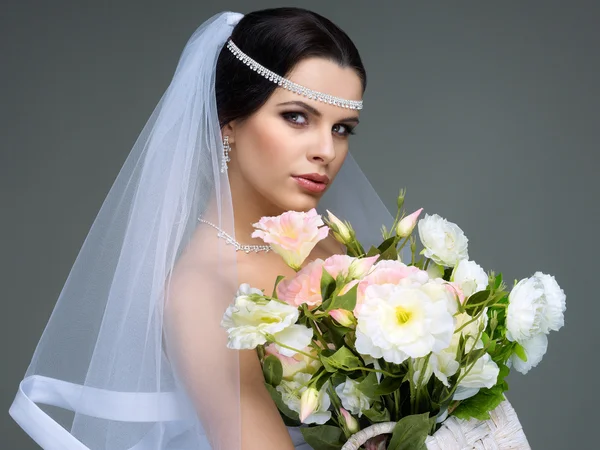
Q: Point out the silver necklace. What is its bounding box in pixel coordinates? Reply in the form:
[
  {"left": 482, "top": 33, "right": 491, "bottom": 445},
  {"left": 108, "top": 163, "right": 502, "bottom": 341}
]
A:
[{"left": 197, "top": 218, "right": 271, "bottom": 253}]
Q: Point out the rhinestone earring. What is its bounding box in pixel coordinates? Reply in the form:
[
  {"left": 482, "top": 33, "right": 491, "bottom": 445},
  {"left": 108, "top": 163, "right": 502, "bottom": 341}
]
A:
[{"left": 220, "top": 135, "right": 231, "bottom": 173}]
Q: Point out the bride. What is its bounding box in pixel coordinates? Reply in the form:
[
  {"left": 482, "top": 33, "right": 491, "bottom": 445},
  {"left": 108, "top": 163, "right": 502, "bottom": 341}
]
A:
[{"left": 9, "top": 7, "right": 395, "bottom": 449}]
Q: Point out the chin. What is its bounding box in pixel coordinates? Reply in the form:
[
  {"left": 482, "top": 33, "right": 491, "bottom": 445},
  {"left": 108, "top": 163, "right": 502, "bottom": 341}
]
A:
[{"left": 273, "top": 192, "right": 320, "bottom": 213}]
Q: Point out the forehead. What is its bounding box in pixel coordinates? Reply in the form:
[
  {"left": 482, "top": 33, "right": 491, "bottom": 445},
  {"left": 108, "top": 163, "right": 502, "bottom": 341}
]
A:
[{"left": 267, "top": 57, "right": 363, "bottom": 116}]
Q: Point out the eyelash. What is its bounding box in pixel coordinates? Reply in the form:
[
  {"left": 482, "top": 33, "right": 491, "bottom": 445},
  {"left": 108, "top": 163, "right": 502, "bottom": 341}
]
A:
[{"left": 281, "top": 111, "right": 357, "bottom": 137}]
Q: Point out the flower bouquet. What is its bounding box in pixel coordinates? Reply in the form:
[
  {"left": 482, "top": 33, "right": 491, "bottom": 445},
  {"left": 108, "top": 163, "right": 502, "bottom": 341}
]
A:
[{"left": 221, "top": 190, "right": 566, "bottom": 450}]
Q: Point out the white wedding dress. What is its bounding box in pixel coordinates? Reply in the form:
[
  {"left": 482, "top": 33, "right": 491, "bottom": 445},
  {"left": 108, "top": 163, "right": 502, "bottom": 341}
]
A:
[{"left": 287, "top": 426, "right": 312, "bottom": 449}]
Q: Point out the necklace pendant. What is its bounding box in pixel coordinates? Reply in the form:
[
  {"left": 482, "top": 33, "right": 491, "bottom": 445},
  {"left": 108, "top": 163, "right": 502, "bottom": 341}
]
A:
[{"left": 197, "top": 218, "right": 271, "bottom": 253}]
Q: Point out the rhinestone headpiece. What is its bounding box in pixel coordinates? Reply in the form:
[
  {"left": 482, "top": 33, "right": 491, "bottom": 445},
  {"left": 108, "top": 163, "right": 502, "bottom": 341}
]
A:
[{"left": 226, "top": 39, "right": 363, "bottom": 110}]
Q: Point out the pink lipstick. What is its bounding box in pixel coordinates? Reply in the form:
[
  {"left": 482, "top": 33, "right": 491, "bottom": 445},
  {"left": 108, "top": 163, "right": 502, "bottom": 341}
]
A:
[{"left": 292, "top": 173, "right": 330, "bottom": 193}]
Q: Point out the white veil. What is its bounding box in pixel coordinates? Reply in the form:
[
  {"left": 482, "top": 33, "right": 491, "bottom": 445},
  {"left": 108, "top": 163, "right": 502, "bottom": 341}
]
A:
[{"left": 9, "top": 10, "right": 395, "bottom": 450}]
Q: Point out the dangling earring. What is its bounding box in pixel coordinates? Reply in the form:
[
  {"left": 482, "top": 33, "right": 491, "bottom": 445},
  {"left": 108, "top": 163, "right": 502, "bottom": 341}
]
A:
[{"left": 220, "top": 135, "right": 231, "bottom": 173}]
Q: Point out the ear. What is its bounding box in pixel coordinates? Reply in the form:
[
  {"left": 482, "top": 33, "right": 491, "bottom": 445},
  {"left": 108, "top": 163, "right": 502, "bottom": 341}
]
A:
[{"left": 220, "top": 121, "right": 236, "bottom": 145}]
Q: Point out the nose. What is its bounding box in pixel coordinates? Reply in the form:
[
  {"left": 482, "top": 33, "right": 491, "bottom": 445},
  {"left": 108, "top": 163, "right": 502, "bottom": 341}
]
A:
[{"left": 307, "top": 128, "right": 336, "bottom": 165}]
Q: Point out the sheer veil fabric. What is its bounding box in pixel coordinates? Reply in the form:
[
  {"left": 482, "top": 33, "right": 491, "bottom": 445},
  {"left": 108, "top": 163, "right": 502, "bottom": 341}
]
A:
[{"left": 9, "top": 11, "right": 398, "bottom": 449}]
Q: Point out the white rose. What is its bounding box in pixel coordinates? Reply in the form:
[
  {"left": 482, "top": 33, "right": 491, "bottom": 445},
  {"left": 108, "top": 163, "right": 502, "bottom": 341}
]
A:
[
  {"left": 335, "top": 377, "right": 372, "bottom": 417},
  {"left": 355, "top": 282, "right": 455, "bottom": 364},
  {"left": 453, "top": 352, "right": 499, "bottom": 401},
  {"left": 421, "top": 277, "right": 461, "bottom": 315},
  {"left": 509, "top": 332, "right": 548, "bottom": 375},
  {"left": 271, "top": 324, "right": 313, "bottom": 357},
  {"left": 417, "top": 213, "right": 469, "bottom": 267},
  {"left": 221, "top": 288, "right": 304, "bottom": 352},
  {"left": 506, "top": 272, "right": 566, "bottom": 342},
  {"left": 536, "top": 272, "right": 566, "bottom": 333},
  {"left": 452, "top": 259, "right": 488, "bottom": 297},
  {"left": 425, "top": 262, "right": 445, "bottom": 280},
  {"left": 451, "top": 311, "right": 488, "bottom": 351},
  {"left": 277, "top": 373, "right": 332, "bottom": 425},
  {"left": 413, "top": 349, "right": 459, "bottom": 388}
]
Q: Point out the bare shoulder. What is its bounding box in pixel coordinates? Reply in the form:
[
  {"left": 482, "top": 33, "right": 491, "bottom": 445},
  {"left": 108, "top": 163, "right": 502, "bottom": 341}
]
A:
[{"left": 165, "top": 252, "right": 295, "bottom": 448}]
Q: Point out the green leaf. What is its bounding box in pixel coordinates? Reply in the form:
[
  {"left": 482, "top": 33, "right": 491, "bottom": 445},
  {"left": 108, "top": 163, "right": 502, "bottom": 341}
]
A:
[
  {"left": 481, "top": 332, "right": 489, "bottom": 347},
  {"left": 443, "top": 267, "right": 453, "bottom": 281},
  {"left": 357, "top": 371, "right": 379, "bottom": 398},
  {"left": 272, "top": 275, "right": 285, "bottom": 298},
  {"left": 330, "top": 282, "right": 358, "bottom": 312},
  {"left": 464, "top": 290, "right": 491, "bottom": 314},
  {"left": 379, "top": 236, "right": 399, "bottom": 260},
  {"left": 455, "top": 333, "right": 466, "bottom": 362},
  {"left": 387, "top": 412, "right": 430, "bottom": 450},
  {"left": 363, "top": 401, "right": 391, "bottom": 422},
  {"left": 331, "top": 372, "right": 347, "bottom": 388},
  {"left": 320, "top": 268, "right": 337, "bottom": 302},
  {"left": 452, "top": 386, "right": 505, "bottom": 421},
  {"left": 494, "top": 273, "right": 503, "bottom": 290},
  {"left": 324, "top": 323, "right": 351, "bottom": 349},
  {"left": 366, "top": 245, "right": 381, "bottom": 257},
  {"left": 497, "top": 363, "right": 510, "bottom": 384},
  {"left": 315, "top": 371, "right": 332, "bottom": 392},
  {"left": 300, "top": 425, "right": 345, "bottom": 450},
  {"left": 320, "top": 296, "right": 333, "bottom": 311},
  {"left": 374, "top": 376, "right": 404, "bottom": 396},
  {"left": 262, "top": 355, "right": 283, "bottom": 386},
  {"left": 264, "top": 383, "right": 300, "bottom": 421},
  {"left": 320, "top": 346, "right": 361, "bottom": 372},
  {"left": 464, "top": 348, "right": 487, "bottom": 366},
  {"left": 513, "top": 343, "right": 528, "bottom": 362},
  {"left": 377, "top": 236, "right": 397, "bottom": 253}
]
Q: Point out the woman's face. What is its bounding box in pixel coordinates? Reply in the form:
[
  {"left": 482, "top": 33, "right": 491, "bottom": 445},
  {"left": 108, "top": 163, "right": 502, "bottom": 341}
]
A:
[{"left": 223, "top": 57, "right": 363, "bottom": 216}]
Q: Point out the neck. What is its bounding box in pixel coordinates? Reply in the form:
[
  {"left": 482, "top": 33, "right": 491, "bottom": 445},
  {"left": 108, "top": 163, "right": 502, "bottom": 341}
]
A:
[{"left": 202, "top": 173, "right": 284, "bottom": 246}]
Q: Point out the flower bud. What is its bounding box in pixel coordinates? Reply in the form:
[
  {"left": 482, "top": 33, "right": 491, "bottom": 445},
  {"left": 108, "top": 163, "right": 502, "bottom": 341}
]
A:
[
  {"left": 396, "top": 208, "right": 423, "bottom": 238},
  {"left": 299, "top": 387, "right": 320, "bottom": 422},
  {"left": 340, "top": 407, "right": 359, "bottom": 434},
  {"left": 348, "top": 255, "right": 379, "bottom": 279},
  {"left": 329, "top": 308, "right": 356, "bottom": 327},
  {"left": 326, "top": 210, "right": 352, "bottom": 243},
  {"left": 397, "top": 188, "right": 406, "bottom": 211}
]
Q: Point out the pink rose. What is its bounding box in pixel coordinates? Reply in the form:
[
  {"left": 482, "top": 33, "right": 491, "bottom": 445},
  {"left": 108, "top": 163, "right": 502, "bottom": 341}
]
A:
[
  {"left": 277, "top": 259, "right": 325, "bottom": 309},
  {"left": 447, "top": 281, "right": 466, "bottom": 304},
  {"left": 323, "top": 254, "right": 354, "bottom": 279},
  {"left": 329, "top": 308, "right": 356, "bottom": 327},
  {"left": 355, "top": 260, "right": 429, "bottom": 315},
  {"left": 252, "top": 208, "right": 329, "bottom": 270},
  {"left": 396, "top": 207, "right": 423, "bottom": 237},
  {"left": 323, "top": 254, "right": 379, "bottom": 280},
  {"left": 264, "top": 343, "right": 321, "bottom": 380}
]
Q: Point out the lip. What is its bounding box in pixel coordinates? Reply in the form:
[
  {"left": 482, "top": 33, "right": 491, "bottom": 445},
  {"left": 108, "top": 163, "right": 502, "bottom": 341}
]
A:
[
  {"left": 294, "top": 173, "right": 330, "bottom": 184},
  {"left": 292, "top": 173, "right": 329, "bottom": 193}
]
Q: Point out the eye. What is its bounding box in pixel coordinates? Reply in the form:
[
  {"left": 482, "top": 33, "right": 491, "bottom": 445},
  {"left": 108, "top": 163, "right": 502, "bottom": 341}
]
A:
[
  {"left": 333, "top": 123, "right": 357, "bottom": 137},
  {"left": 281, "top": 111, "right": 308, "bottom": 126}
]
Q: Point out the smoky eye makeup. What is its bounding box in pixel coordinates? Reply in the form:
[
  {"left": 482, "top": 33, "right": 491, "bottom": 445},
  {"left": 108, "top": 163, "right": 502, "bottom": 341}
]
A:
[{"left": 280, "top": 111, "right": 357, "bottom": 136}]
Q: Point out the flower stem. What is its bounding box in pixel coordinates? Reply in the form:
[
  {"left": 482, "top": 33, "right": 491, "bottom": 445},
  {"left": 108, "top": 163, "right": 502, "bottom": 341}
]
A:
[
  {"left": 265, "top": 335, "right": 319, "bottom": 360},
  {"left": 344, "top": 365, "right": 402, "bottom": 378}
]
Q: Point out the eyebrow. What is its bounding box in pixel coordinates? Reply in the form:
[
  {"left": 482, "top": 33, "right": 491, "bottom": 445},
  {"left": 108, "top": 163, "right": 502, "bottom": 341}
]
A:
[{"left": 276, "top": 100, "right": 360, "bottom": 124}]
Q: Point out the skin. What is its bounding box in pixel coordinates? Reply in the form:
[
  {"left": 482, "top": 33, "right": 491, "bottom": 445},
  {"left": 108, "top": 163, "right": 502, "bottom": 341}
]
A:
[
  {"left": 165, "top": 56, "right": 363, "bottom": 449},
  {"left": 222, "top": 56, "right": 363, "bottom": 244}
]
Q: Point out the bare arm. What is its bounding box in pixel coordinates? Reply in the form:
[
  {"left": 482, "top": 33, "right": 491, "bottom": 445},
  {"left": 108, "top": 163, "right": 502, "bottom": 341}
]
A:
[{"left": 164, "top": 266, "right": 295, "bottom": 450}]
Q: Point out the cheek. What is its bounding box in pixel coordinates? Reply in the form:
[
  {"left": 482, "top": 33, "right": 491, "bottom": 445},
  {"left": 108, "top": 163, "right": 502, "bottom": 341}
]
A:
[
  {"left": 330, "top": 146, "right": 349, "bottom": 180},
  {"left": 240, "top": 117, "right": 297, "bottom": 173}
]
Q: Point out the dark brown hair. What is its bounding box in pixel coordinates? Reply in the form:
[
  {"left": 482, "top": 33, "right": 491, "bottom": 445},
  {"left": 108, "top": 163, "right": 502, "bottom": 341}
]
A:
[{"left": 215, "top": 7, "right": 366, "bottom": 128}]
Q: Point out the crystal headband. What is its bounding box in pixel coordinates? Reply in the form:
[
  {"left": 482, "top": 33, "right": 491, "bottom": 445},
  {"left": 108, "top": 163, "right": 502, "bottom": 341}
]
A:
[{"left": 226, "top": 39, "right": 363, "bottom": 110}]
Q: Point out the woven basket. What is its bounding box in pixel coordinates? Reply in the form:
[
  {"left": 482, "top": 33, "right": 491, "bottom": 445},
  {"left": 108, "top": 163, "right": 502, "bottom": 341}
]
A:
[{"left": 341, "top": 399, "right": 531, "bottom": 450}]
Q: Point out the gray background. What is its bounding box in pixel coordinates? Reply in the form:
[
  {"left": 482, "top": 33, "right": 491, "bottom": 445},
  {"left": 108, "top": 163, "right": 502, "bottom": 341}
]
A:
[{"left": 2, "top": 1, "right": 598, "bottom": 448}]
